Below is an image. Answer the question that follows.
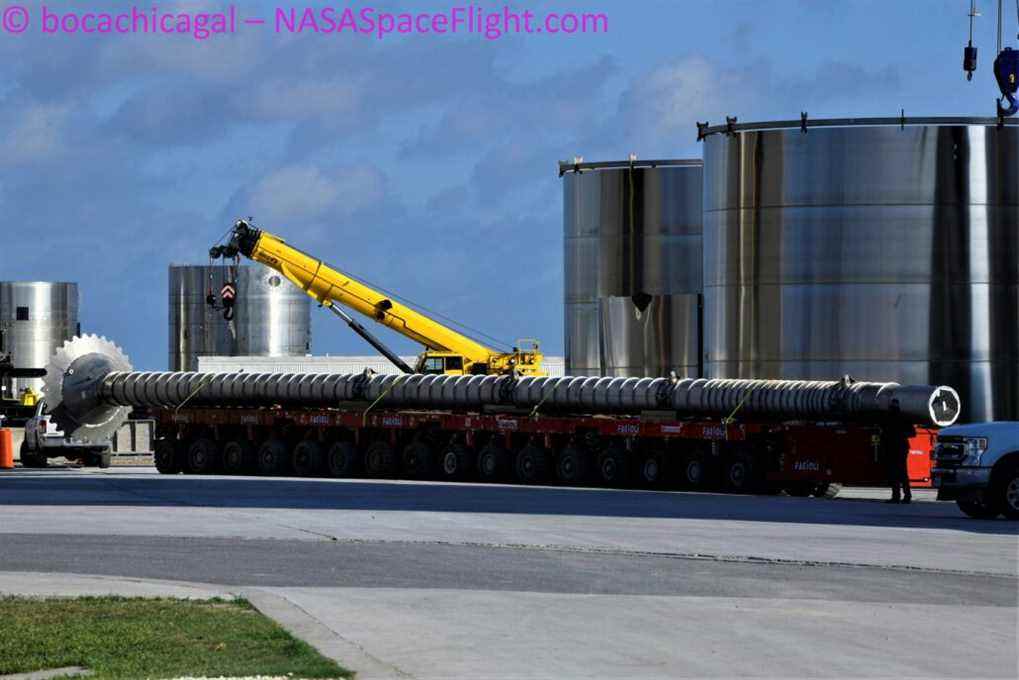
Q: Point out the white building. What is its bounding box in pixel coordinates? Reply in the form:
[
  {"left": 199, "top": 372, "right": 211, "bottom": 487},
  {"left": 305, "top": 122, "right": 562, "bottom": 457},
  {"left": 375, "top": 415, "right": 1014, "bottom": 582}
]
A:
[{"left": 198, "top": 355, "right": 566, "bottom": 377}]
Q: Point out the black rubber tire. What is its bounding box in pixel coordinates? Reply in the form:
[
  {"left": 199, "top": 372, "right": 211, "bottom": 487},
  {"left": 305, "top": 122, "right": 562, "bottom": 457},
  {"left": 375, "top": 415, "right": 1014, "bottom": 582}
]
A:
[
  {"left": 19, "top": 442, "right": 46, "bottom": 469},
  {"left": 222, "top": 440, "right": 255, "bottom": 474},
  {"left": 681, "top": 456, "right": 708, "bottom": 488},
  {"left": 957, "top": 499, "right": 1001, "bottom": 519},
  {"left": 401, "top": 440, "right": 434, "bottom": 479},
  {"left": 326, "top": 441, "right": 360, "bottom": 478},
  {"left": 153, "top": 440, "right": 182, "bottom": 474},
  {"left": 992, "top": 465, "right": 1019, "bottom": 520},
  {"left": 98, "top": 451, "right": 112, "bottom": 469},
  {"left": 438, "top": 443, "right": 474, "bottom": 481},
  {"left": 186, "top": 438, "right": 219, "bottom": 474},
  {"left": 257, "top": 439, "right": 288, "bottom": 475},
  {"left": 556, "top": 445, "right": 590, "bottom": 484},
  {"left": 637, "top": 452, "right": 666, "bottom": 488},
  {"left": 515, "top": 444, "right": 550, "bottom": 484},
  {"left": 364, "top": 441, "right": 398, "bottom": 478},
  {"left": 477, "top": 443, "right": 509, "bottom": 482},
  {"left": 596, "top": 446, "right": 628, "bottom": 486},
  {"left": 723, "top": 457, "right": 754, "bottom": 493},
  {"left": 291, "top": 440, "right": 323, "bottom": 477}
]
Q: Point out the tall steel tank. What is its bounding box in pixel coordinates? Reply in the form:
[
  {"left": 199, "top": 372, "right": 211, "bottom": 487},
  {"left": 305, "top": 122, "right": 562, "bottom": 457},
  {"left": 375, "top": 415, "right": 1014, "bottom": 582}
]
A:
[
  {"left": 235, "top": 263, "right": 311, "bottom": 357},
  {"left": 702, "top": 116, "right": 1019, "bottom": 422},
  {"left": 561, "top": 159, "right": 702, "bottom": 377},
  {"left": 0, "top": 282, "right": 79, "bottom": 394},
  {"left": 169, "top": 264, "right": 311, "bottom": 371},
  {"left": 168, "top": 266, "right": 235, "bottom": 371}
]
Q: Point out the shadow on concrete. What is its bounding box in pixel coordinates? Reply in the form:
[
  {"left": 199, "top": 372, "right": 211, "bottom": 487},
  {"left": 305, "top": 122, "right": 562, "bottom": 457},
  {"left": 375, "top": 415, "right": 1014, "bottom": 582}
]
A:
[{"left": 1, "top": 468, "right": 1017, "bottom": 536}]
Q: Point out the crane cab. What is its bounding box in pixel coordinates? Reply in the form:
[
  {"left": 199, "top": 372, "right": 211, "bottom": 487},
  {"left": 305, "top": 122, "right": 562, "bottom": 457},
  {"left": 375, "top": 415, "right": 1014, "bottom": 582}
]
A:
[{"left": 416, "top": 352, "right": 468, "bottom": 376}]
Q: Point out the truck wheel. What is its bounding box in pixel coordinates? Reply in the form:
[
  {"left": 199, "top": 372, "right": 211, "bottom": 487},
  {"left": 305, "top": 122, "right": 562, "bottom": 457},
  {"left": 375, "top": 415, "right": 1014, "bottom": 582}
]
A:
[
  {"left": 596, "top": 446, "right": 628, "bottom": 486},
  {"left": 98, "top": 451, "right": 112, "bottom": 469},
  {"left": 364, "top": 441, "right": 398, "bottom": 478},
  {"left": 186, "top": 438, "right": 219, "bottom": 474},
  {"left": 257, "top": 439, "right": 288, "bottom": 475},
  {"left": 557, "top": 445, "right": 590, "bottom": 484},
  {"left": 957, "top": 499, "right": 1000, "bottom": 519},
  {"left": 19, "top": 442, "right": 46, "bottom": 468},
  {"left": 682, "top": 456, "right": 706, "bottom": 488},
  {"left": 402, "top": 440, "right": 434, "bottom": 479},
  {"left": 723, "top": 457, "right": 753, "bottom": 493},
  {"left": 222, "top": 440, "right": 255, "bottom": 474},
  {"left": 292, "top": 441, "right": 323, "bottom": 477},
  {"left": 439, "top": 443, "right": 474, "bottom": 481},
  {"left": 993, "top": 464, "right": 1019, "bottom": 520},
  {"left": 326, "top": 441, "right": 359, "bottom": 478},
  {"left": 153, "top": 440, "right": 182, "bottom": 474},
  {"left": 637, "top": 452, "right": 665, "bottom": 487},
  {"left": 515, "top": 444, "right": 550, "bottom": 484},
  {"left": 477, "top": 443, "right": 509, "bottom": 482}
]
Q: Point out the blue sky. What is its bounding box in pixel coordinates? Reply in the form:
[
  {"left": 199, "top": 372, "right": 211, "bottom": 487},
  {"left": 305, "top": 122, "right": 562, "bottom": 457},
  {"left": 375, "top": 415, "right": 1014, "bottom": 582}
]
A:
[{"left": 0, "top": 0, "right": 1002, "bottom": 369}]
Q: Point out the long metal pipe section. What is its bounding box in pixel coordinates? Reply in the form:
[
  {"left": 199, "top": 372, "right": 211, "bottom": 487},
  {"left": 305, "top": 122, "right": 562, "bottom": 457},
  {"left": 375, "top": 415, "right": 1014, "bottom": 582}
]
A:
[{"left": 95, "top": 370, "right": 960, "bottom": 427}]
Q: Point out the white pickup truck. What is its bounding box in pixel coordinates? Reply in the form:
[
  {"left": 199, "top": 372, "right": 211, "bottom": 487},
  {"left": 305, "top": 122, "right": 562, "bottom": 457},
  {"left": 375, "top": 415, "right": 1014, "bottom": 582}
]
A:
[
  {"left": 932, "top": 422, "right": 1019, "bottom": 519},
  {"left": 20, "top": 400, "right": 112, "bottom": 469}
]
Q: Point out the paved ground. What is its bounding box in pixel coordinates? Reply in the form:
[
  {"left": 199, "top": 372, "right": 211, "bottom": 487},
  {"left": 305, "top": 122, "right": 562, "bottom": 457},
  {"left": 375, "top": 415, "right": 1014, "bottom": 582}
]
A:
[{"left": 1, "top": 466, "right": 1017, "bottom": 679}]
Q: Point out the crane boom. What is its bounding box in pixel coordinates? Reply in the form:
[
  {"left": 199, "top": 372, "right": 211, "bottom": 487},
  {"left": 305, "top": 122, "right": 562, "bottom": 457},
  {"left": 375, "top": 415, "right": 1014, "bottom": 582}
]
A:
[{"left": 217, "top": 220, "right": 543, "bottom": 376}]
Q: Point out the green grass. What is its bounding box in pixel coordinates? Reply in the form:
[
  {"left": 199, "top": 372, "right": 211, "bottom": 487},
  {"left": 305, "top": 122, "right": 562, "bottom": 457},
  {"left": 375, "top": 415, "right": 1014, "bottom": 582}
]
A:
[{"left": 0, "top": 596, "right": 353, "bottom": 679}]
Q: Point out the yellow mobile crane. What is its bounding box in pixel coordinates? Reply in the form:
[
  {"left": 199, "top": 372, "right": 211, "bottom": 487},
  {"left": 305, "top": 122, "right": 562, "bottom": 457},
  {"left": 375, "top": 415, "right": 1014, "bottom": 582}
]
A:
[{"left": 210, "top": 219, "right": 544, "bottom": 377}]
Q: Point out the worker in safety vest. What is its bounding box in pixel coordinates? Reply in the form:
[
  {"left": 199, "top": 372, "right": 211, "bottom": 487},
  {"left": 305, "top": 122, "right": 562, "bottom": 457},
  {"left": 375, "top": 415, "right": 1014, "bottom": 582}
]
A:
[{"left": 19, "top": 387, "right": 38, "bottom": 407}]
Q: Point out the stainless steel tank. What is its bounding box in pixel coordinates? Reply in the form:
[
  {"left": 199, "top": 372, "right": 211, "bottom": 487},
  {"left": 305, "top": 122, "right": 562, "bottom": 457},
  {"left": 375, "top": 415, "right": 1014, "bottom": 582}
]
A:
[
  {"left": 0, "top": 282, "right": 79, "bottom": 394},
  {"left": 702, "top": 116, "right": 1019, "bottom": 422},
  {"left": 168, "top": 266, "right": 236, "bottom": 371},
  {"left": 235, "top": 263, "right": 311, "bottom": 357},
  {"left": 561, "top": 159, "right": 702, "bottom": 377}
]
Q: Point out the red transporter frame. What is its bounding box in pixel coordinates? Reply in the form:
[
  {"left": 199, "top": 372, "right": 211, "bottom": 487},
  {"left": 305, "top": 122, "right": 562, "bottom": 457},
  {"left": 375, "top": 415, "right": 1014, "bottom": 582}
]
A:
[{"left": 152, "top": 405, "right": 936, "bottom": 491}]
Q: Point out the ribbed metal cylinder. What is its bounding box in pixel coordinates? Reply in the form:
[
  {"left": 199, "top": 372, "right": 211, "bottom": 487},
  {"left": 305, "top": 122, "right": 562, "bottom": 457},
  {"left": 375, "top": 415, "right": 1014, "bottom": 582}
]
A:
[
  {"left": 93, "top": 370, "right": 960, "bottom": 427},
  {"left": 703, "top": 117, "right": 1019, "bottom": 422},
  {"left": 0, "top": 282, "right": 79, "bottom": 394},
  {"left": 562, "top": 159, "right": 702, "bottom": 377}
]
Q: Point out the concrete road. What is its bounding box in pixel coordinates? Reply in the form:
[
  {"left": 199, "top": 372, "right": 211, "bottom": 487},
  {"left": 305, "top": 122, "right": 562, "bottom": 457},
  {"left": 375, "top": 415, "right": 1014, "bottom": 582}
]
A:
[{"left": 1, "top": 467, "right": 1016, "bottom": 679}]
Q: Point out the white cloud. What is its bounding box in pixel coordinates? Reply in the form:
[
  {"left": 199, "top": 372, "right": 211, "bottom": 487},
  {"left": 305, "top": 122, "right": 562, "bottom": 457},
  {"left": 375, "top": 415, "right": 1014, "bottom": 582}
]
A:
[{"left": 236, "top": 164, "right": 387, "bottom": 226}]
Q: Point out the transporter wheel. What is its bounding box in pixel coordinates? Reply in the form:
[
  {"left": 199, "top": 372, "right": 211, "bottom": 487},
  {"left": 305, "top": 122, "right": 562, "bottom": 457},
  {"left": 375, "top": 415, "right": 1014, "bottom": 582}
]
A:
[
  {"left": 364, "top": 441, "right": 398, "bottom": 478},
  {"left": 292, "top": 441, "right": 323, "bottom": 477},
  {"left": 992, "top": 464, "right": 1019, "bottom": 520},
  {"left": 401, "top": 440, "right": 434, "bottom": 479},
  {"left": 326, "top": 441, "right": 360, "bottom": 478},
  {"left": 222, "top": 440, "right": 255, "bottom": 474},
  {"left": 556, "top": 445, "right": 590, "bottom": 485},
  {"left": 596, "top": 445, "right": 628, "bottom": 486},
  {"left": 515, "top": 443, "right": 550, "bottom": 484},
  {"left": 684, "top": 456, "right": 709, "bottom": 489},
  {"left": 477, "top": 442, "right": 510, "bottom": 482},
  {"left": 636, "top": 451, "right": 666, "bottom": 488},
  {"left": 97, "top": 451, "right": 112, "bottom": 469},
  {"left": 186, "top": 438, "right": 219, "bottom": 474},
  {"left": 957, "top": 499, "right": 1000, "bottom": 519},
  {"left": 723, "top": 457, "right": 755, "bottom": 493},
  {"left": 257, "top": 439, "right": 288, "bottom": 475},
  {"left": 439, "top": 443, "right": 475, "bottom": 481},
  {"left": 153, "top": 440, "right": 182, "bottom": 475}
]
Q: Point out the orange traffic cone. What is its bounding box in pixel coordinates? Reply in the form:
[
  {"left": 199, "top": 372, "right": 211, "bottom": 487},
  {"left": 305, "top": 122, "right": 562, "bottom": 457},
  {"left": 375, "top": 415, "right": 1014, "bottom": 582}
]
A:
[{"left": 0, "top": 429, "right": 13, "bottom": 469}]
